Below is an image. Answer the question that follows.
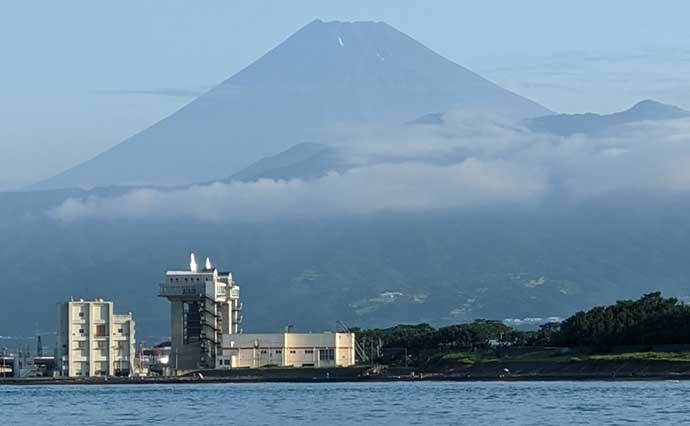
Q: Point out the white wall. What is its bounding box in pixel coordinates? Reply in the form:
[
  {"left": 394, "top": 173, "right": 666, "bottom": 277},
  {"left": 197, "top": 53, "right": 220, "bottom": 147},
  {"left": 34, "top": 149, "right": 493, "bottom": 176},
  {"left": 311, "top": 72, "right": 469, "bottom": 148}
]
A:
[{"left": 220, "top": 333, "right": 355, "bottom": 368}]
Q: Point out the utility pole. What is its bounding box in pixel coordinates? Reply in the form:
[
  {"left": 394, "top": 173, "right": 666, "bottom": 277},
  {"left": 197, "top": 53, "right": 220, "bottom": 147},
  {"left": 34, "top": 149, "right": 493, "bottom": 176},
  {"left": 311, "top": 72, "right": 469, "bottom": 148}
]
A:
[
  {"left": 37, "top": 335, "right": 43, "bottom": 357},
  {"left": 1, "top": 346, "right": 7, "bottom": 377},
  {"left": 175, "top": 348, "right": 179, "bottom": 376}
]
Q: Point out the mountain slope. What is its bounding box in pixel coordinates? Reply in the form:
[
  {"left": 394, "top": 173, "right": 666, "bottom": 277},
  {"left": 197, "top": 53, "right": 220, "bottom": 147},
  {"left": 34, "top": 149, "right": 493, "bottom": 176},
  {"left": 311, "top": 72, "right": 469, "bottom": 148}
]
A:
[
  {"left": 228, "top": 143, "right": 347, "bottom": 182},
  {"left": 526, "top": 100, "right": 690, "bottom": 136},
  {"left": 2, "top": 192, "right": 690, "bottom": 339},
  {"left": 35, "top": 19, "right": 550, "bottom": 190}
]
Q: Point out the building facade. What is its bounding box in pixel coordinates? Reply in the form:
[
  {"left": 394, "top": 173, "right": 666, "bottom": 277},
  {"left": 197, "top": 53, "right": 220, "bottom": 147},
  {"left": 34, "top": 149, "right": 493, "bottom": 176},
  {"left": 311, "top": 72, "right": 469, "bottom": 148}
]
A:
[
  {"left": 160, "top": 254, "right": 356, "bottom": 373},
  {"left": 56, "top": 299, "right": 136, "bottom": 377},
  {"left": 220, "top": 332, "right": 356, "bottom": 368},
  {"left": 159, "top": 254, "right": 241, "bottom": 372}
]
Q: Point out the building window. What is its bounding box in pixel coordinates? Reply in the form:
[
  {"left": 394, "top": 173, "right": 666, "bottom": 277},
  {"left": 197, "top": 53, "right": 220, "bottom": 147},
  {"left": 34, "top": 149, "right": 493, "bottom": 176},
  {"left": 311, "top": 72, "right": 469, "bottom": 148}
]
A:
[
  {"left": 78, "top": 329, "right": 84, "bottom": 334},
  {"left": 275, "top": 350, "right": 282, "bottom": 354},
  {"left": 319, "top": 349, "right": 335, "bottom": 361},
  {"left": 95, "top": 325, "right": 106, "bottom": 337},
  {"left": 78, "top": 312, "right": 84, "bottom": 318},
  {"left": 305, "top": 349, "right": 314, "bottom": 354},
  {"left": 290, "top": 350, "right": 296, "bottom": 354},
  {"left": 260, "top": 350, "right": 268, "bottom": 354}
]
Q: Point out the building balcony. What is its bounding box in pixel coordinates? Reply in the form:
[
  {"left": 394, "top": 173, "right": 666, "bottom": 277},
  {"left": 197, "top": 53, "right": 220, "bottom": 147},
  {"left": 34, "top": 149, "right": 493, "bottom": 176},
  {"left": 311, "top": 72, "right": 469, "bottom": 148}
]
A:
[
  {"left": 159, "top": 282, "right": 205, "bottom": 298},
  {"left": 229, "top": 288, "right": 240, "bottom": 299}
]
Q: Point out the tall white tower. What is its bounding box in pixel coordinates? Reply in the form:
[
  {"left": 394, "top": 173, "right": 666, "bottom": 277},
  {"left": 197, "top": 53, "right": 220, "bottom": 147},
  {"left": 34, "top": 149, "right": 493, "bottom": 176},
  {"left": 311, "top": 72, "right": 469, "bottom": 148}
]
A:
[{"left": 159, "top": 254, "right": 241, "bottom": 372}]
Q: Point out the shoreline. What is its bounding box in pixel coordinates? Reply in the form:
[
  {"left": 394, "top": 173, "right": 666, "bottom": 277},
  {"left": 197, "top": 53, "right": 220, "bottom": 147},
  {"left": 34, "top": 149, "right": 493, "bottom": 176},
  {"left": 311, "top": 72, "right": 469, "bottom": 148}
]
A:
[
  {"left": 2, "top": 376, "right": 689, "bottom": 386},
  {"left": 4, "top": 361, "right": 690, "bottom": 385}
]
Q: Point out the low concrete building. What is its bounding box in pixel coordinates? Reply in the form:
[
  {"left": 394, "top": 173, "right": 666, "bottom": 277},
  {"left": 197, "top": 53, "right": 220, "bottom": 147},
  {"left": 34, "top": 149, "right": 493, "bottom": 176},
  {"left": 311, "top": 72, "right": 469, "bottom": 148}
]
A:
[
  {"left": 220, "top": 332, "right": 356, "bottom": 368},
  {"left": 141, "top": 344, "right": 172, "bottom": 376},
  {"left": 0, "top": 355, "right": 17, "bottom": 377},
  {"left": 56, "top": 299, "right": 136, "bottom": 377}
]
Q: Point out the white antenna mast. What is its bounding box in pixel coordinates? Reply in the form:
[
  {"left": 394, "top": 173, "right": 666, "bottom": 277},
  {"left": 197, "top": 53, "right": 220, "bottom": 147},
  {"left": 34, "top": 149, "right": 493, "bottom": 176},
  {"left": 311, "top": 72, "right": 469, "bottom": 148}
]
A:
[{"left": 190, "top": 253, "right": 198, "bottom": 272}]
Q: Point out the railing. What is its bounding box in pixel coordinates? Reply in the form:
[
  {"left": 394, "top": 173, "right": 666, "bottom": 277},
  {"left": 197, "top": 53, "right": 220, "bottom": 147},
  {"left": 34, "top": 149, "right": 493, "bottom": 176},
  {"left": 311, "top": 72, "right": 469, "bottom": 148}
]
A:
[
  {"left": 159, "top": 282, "right": 205, "bottom": 297},
  {"left": 160, "top": 282, "right": 238, "bottom": 299}
]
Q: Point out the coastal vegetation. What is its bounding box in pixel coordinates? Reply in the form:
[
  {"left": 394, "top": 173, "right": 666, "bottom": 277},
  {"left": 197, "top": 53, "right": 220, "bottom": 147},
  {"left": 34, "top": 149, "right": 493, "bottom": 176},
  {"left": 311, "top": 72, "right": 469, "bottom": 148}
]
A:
[{"left": 355, "top": 292, "right": 690, "bottom": 366}]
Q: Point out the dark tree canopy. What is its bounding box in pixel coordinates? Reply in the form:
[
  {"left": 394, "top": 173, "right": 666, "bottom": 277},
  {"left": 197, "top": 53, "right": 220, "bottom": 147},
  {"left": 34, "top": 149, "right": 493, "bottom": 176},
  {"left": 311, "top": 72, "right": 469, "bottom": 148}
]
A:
[
  {"left": 556, "top": 292, "right": 690, "bottom": 347},
  {"left": 355, "top": 293, "right": 690, "bottom": 364}
]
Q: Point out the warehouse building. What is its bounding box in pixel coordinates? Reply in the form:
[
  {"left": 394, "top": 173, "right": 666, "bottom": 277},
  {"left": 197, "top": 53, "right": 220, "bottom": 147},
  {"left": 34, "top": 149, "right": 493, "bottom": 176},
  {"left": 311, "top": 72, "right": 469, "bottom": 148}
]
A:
[
  {"left": 220, "top": 332, "right": 355, "bottom": 368},
  {"left": 56, "top": 299, "right": 136, "bottom": 377}
]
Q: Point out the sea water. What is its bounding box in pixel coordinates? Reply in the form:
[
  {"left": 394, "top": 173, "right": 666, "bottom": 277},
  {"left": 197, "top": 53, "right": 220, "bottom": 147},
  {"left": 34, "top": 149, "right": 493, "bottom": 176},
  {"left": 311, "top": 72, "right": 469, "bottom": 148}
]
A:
[{"left": 1, "top": 381, "right": 688, "bottom": 425}]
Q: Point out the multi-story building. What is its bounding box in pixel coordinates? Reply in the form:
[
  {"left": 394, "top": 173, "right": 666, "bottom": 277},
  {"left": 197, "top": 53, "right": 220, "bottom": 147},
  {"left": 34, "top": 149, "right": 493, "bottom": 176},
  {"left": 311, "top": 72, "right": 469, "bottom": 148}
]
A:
[
  {"left": 159, "top": 254, "right": 241, "bottom": 372},
  {"left": 160, "top": 254, "right": 356, "bottom": 374},
  {"left": 56, "top": 299, "right": 136, "bottom": 377}
]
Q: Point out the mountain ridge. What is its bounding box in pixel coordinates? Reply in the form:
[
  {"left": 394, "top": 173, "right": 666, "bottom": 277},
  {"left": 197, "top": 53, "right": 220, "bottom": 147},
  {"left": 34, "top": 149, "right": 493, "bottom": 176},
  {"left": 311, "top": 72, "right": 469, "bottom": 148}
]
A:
[{"left": 526, "top": 99, "right": 690, "bottom": 136}]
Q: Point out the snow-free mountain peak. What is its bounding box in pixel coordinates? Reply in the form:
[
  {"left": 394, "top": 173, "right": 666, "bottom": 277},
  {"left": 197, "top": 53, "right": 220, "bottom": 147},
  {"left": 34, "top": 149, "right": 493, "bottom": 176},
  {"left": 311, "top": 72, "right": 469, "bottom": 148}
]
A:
[{"left": 527, "top": 99, "right": 690, "bottom": 136}]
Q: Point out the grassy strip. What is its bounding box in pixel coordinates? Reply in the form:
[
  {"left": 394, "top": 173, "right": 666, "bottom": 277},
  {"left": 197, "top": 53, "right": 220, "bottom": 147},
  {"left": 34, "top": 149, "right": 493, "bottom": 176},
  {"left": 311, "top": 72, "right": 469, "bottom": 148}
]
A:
[
  {"left": 587, "top": 352, "right": 690, "bottom": 363},
  {"left": 438, "top": 350, "right": 690, "bottom": 364}
]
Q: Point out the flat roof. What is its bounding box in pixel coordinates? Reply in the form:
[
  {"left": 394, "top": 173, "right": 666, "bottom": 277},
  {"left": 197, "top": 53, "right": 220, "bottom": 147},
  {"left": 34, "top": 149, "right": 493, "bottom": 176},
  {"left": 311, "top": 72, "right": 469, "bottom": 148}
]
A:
[{"left": 166, "top": 270, "right": 215, "bottom": 276}]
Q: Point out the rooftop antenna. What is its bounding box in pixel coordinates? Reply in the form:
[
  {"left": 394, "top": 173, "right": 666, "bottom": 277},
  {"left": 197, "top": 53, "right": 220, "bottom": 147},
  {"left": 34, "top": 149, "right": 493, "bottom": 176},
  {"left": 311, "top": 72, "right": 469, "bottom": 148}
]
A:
[
  {"left": 36, "top": 335, "right": 43, "bottom": 357},
  {"left": 190, "top": 253, "right": 198, "bottom": 272},
  {"left": 205, "top": 257, "right": 212, "bottom": 270}
]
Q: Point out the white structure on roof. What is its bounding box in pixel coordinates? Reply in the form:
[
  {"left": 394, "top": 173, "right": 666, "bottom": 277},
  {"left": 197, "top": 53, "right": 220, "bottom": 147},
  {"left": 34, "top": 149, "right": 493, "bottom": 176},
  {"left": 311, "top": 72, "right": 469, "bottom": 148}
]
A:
[
  {"left": 160, "top": 254, "right": 356, "bottom": 373},
  {"left": 56, "top": 299, "right": 136, "bottom": 377}
]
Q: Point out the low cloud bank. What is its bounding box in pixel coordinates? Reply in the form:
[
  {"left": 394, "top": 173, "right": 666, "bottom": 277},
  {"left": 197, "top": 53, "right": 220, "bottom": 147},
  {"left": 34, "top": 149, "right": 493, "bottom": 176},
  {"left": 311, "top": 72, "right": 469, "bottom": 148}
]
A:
[
  {"left": 49, "top": 114, "right": 690, "bottom": 222},
  {"left": 51, "top": 159, "right": 546, "bottom": 222}
]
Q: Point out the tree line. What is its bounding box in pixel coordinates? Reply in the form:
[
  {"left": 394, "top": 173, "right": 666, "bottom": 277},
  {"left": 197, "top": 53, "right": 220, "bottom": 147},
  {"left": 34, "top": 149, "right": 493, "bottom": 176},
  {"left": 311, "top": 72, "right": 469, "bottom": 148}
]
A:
[{"left": 355, "top": 292, "right": 690, "bottom": 362}]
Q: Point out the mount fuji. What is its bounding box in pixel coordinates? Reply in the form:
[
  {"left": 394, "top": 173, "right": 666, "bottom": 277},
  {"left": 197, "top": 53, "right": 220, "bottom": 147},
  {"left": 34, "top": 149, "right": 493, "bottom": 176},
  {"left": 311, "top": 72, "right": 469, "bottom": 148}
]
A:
[{"left": 35, "top": 19, "right": 551, "bottom": 190}]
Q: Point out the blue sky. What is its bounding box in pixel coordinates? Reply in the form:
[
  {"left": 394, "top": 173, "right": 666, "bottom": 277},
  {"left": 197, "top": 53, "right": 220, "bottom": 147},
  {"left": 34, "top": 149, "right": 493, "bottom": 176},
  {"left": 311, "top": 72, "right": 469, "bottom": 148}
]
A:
[{"left": 2, "top": 0, "right": 690, "bottom": 189}]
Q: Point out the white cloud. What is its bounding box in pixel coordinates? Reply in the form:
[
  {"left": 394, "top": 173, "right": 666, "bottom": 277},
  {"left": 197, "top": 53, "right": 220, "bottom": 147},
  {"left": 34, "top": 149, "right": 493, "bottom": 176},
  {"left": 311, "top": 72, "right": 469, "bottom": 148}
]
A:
[
  {"left": 50, "top": 158, "right": 547, "bottom": 222},
  {"left": 48, "top": 113, "right": 690, "bottom": 222}
]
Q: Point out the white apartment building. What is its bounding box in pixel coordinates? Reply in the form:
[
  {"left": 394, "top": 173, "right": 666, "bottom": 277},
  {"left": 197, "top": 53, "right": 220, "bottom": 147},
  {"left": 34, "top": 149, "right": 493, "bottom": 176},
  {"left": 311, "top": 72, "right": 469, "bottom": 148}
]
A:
[{"left": 56, "top": 299, "right": 136, "bottom": 377}]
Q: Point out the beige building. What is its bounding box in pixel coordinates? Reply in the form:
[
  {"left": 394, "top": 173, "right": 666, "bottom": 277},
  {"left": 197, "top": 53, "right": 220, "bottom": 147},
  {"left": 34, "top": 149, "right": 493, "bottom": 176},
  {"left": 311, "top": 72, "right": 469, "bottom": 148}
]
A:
[
  {"left": 56, "top": 299, "right": 136, "bottom": 377},
  {"left": 220, "top": 332, "right": 356, "bottom": 368}
]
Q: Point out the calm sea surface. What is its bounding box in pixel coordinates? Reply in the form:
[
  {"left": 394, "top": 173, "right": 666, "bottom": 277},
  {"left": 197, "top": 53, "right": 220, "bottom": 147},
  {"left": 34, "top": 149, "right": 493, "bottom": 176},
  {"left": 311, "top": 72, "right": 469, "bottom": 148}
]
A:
[{"left": 2, "top": 381, "right": 689, "bottom": 425}]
